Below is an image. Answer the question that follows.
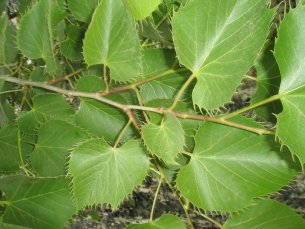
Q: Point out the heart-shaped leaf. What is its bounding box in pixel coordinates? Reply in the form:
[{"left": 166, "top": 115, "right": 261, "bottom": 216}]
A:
[
  {"left": 172, "top": 0, "right": 275, "bottom": 110},
  {"left": 83, "top": 0, "right": 141, "bottom": 81},
  {"left": 69, "top": 139, "right": 150, "bottom": 209},
  {"left": 141, "top": 113, "right": 185, "bottom": 164},
  {"left": 274, "top": 3, "right": 305, "bottom": 164},
  {"left": 176, "top": 117, "right": 299, "bottom": 212}
]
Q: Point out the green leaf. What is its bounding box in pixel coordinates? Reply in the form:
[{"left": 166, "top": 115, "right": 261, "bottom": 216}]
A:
[
  {"left": 176, "top": 117, "right": 299, "bottom": 212},
  {"left": 172, "top": 0, "right": 275, "bottom": 110},
  {"left": 83, "top": 0, "right": 141, "bottom": 81},
  {"left": 126, "top": 214, "right": 186, "bottom": 229},
  {"left": 0, "top": 222, "right": 31, "bottom": 229},
  {"left": 0, "top": 101, "right": 15, "bottom": 127},
  {"left": 0, "top": 175, "right": 75, "bottom": 229},
  {"left": 31, "top": 120, "right": 89, "bottom": 177},
  {"left": 75, "top": 75, "right": 135, "bottom": 142},
  {"left": 252, "top": 42, "right": 281, "bottom": 122},
  {"left": 67, "top": 0, "right": 98, "bottom": 23},
  {"left": 0, "top": 13, "right": 18, "bottom": 64},
  {"left": 18, "top": 93, "right": 74, "bottom": 134},
  {"left": 223, "top": 199, "right": 305, "bottom": 229},
  {"left": 69, "top": 139, "right": 150, "bottom": 210},
  {"left": 123, "top": 0, "right": 162, "bottom": 20},
  {"left": 0, "top": 1, "right": 7, "bottom": 13},
  {"left": 0, "top": 125, "right": 20, "bottom": 172},
  {"left": 17, "top": 0, "right": 57, "bottom": 73},
  {"left": 139, "top": 49, "right": 190, "bottom": 103},
  {"left": 60, "top": 24, "right": 84, "bottom": 61},
  {"left": 274, "top": 4, "right": 305, "bottom": 164},
  {"left": 141, "top": 113, "right": 185, "bottom": 164}
]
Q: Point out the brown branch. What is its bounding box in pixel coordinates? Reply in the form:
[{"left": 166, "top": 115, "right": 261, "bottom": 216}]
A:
[
  {"left": 0, "top": 75, "right": 274, "bottom": 135},
  {"left": 48, "top": 68, "right": 84, "bottom": 85}
]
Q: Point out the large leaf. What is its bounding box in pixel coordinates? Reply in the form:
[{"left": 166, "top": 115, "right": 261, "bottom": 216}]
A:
[
  {"left": 126, "top": 214, "right": 186, "bottom": 229},
  {"left": 69, "top": 139, "right": 150, "bottom": 210},
  {"left": 176, "top": 117, "right": 299, "bottom": 212},
  {"left": 0, "top": 175, "right": 75, "bottom": 229},
  {"left": 0, "top": 125, "right": 20, "bottom": 172},
  {"left": 67, "top": 0, "right": 98, "bottom": 23},
  {"left": 75, "top": 76, "right": 135, "bottom": 142},
  {"left": 31, "top": 120, "right": 89, "bottom": 177},
  {"left": 141, "top": 113, "right": 185, "bottom": 164},
  {"left": 83, "top": 0, "right": 141, "bottom": 81},
  {"left": 223, "top": 199, "right": 305, "bottom": 229},
  {"left": 252, "top": 42, "right": 281, "bottom": 122},
  {"left": 17, "top": 0, "right": 57, "bottom": 73},
  {"left": 18, "top": 93, "right": 74, "bottom": 134},
  {"left": 274, "top": 4, "right": 305, "bottom": 164},
  {"left": 0, "top": 13, "right": 18, "bottom": 64},
  {"left": 123, "top": 0, "right": 162, "bottom": 20},
  {"left": 172, "top": 0, "right": 274, "bottom": 110}
]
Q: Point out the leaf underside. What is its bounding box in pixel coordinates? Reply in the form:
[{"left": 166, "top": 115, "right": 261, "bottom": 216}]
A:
[
  {"left": 83, "top": 0, "right": 141, "bottom": 81},
  {"left": 172, "top": 0, "right": 275, "bottom": 110},
  {"left": 69, "top": 139, "right": 150, "bottom": 210},
  {"left": 176, "top": 117, "right": 299, "bottom": 212},
  {"left": 275, "top": 3, "right": 305, "bottom": 165}
]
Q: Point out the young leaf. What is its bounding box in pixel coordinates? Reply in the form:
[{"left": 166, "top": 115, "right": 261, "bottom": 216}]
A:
[
  {"left": 75, "top": 76, "right": 135, "bottom": 142},
  {"left": 17, "top": 0, "right": 57, "bottom": 73},
  {"left": 67, "top": 0, "right": 98, "bottom": 23},
  {"left": 69, "top": 139, "right": 150, "bottom": 210},
  {"left": 17, "top": 93, "right": 74, "bottom": 134},
  {"left": 252, "top": 42, "right": 281, "bottom": 122},
  {"left": 0, "top": 13, "right": 18, "bottom": 64},
  {"left": 274, "top": 3, "right": 305, "bottom": 164},
  {"left": 126, "top": 214, "right": 186, "bottom": 229},
  {"left": 176, "top": 117, "right": 299, "bottom": 212},
  {"left": 223, "top": 199, "right": 305, "bottom": 229},
  {"left": 83, "top": 0, "right": 141, "bottom": 81},
  {"left": 0, "top": 175, "right": 75, "bottom": 229},
  {"left": 141, "top": 113, "right": 185, "bottom": 164},
  {"left": 123, "top": 0, "right": 162, "bottom": 20},
  {"left": 172, "top": 0, "right": 275, "bottom": 110},
  {"left": 31, "top": 120, "right": 89, "bottom": 177}
]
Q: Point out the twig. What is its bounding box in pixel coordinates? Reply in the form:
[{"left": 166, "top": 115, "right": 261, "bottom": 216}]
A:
[{"left": 0, "top": 75, "right": 274, "bottom": 135}]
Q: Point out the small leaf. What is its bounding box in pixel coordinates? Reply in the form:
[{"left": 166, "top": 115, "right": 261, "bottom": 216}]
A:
[
  {"left": 31, "top": 120, "right": 89, "bottom": 177},
  {"left": 172, "top": 0, "right": 275, "bottom": 110},
  {"left": 123, "top": 0, "right": 162, "bottom": 20},
  {"left": 60, "top": 24, "right": 84, "bottom": 61},
  {"left": 274, "top": 4, "right": 305, "bottom": 164},
  {"left": 18, "top": 93, "right": 74, "bottom": 134},
  {"left": 0, "top": 13, "right": 18, "bottom": 64},
  {"left": 223, "top": 199, "right": 305, "bottom": 229},
  {"left": 83, "top": 0, "right": 141, "bottom": 81},
  {"left": 142, "top": 113, "right": 185, "bottom": 164},
  {"left": 252, "top": 42, "right": 281, "bottom": 122},
  {"left": 126, "top": 214, "right": 186, "bottom": 229},
  {"left": 17, "top": 0, "right": 57, "bottom": 72},
  {"left": 176, "top": 117, "right": 299, "bottom": 212},
  {"left": 0, "top": 175, "right": 75, "bottom": 229},
  {"left": 67, "top": 0, "right": 98, "bottom": 23},
  {"left": 69, "top": 139, "right": 150, "bottom": 210}
]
